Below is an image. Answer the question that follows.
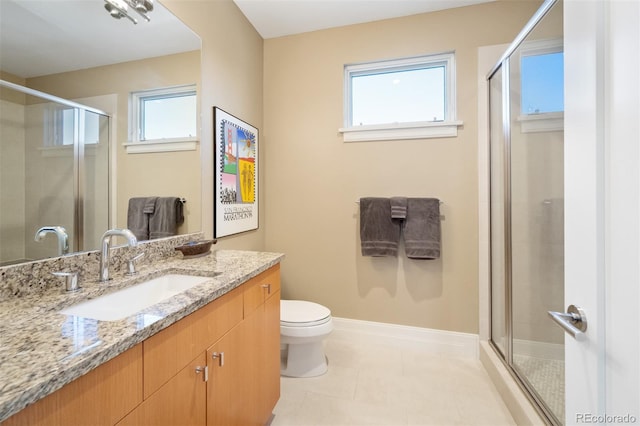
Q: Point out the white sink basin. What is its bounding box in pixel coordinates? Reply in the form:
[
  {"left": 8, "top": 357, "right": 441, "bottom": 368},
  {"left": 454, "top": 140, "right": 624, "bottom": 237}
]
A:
[{"left": 60, "top": 274, "right": 212, "bottom": 321}]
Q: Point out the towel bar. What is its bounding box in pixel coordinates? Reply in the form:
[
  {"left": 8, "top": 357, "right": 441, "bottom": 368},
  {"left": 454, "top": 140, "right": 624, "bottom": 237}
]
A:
[
  {"left": 355, "top": 199, "right": 445, "bottom": 220},
  {"left": 354, "top": 199, "right": 443, "bottom": 205}
]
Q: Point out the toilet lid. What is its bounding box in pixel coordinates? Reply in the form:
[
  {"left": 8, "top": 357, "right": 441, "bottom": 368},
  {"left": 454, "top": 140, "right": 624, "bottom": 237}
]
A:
[{"left": 281, "top": 300, "right": 331, "bottom": 326}]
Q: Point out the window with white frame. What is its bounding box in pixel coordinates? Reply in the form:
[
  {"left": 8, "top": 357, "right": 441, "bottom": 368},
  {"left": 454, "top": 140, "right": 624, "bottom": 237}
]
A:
[
  {"left": 340, "top": 52, "right": 462, "bottom": 142},
  {"left": 44, "top": 106, "right": 100, "bottom": 147},
  {"left": 517, "top": 38, "right": 564, "bottom": 133},
  {"left": 127, "top": 84, "right": 198, "bottom": 153}
]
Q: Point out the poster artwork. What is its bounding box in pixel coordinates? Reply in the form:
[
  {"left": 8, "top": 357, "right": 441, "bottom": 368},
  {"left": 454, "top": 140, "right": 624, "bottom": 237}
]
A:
[
  {"left": 220, "top": 120, "right": 256, "bottom": 210},
  {"left": 214, "top": 107, "right": 259, "bottom": 238}
]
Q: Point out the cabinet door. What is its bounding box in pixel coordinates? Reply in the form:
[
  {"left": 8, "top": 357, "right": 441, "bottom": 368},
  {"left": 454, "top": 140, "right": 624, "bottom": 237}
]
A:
[
  {"left": 117, "top": 353, "right": 207, "bottom": 426},
  {"left": 143, "top": 286, "right": 243, "bottom": 398},
  {"left": 259, "top": 289, "right": 281, "bottom": 424},
  {"left": 207, "top": 319, "right": 257, "bottom": 426}
]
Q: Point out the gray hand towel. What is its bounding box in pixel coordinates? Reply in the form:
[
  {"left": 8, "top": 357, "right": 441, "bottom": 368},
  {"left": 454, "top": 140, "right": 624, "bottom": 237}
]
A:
[
  {"left": 143, "top": 197, "right": 158, "bottom": 214},
  {"left": 359, "top": 197, "right": 401, "bottom": 257},
  {"left": 149, "top": 197, "right": 184, "bottom": 239},
  {"left": 404, "top": 198, "right": 441, "bottom": 259},
  {"left": 127, "top": 197, "right": 151, "bottom": 241},
  {"left": 390, "top": 197, "right": 408, "bottom": 219}
]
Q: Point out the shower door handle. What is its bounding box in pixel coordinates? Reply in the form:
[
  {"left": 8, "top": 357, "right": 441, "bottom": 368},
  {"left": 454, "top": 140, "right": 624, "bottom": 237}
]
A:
[{"left": 548, "top": 305, "right": 587, "bottom": 341}]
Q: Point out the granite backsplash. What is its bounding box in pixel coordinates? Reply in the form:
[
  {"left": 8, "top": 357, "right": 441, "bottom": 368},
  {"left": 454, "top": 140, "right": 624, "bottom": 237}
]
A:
[{"left": 0, "top": 232, "right": 205, "bottom": 300}]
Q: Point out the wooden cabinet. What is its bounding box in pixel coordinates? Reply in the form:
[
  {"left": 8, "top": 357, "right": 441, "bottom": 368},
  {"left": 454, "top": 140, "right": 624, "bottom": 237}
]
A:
[
  {"left": 117, "top": 353, "right": 207, "bottom": 426},
  {"left": 243, "top": 264, "right": 281, "bottom": 315},
  {"left": 4, "top": 344, "right": 143, "bottom": 426},
  {"left": 207, "top": 264, "right": 281, "bottom": 426},
  {"left": 206, "top": 318, "right": 256, "bottom": 426},
  {"left": 243, "top": 264, "right": 281, "bottom": 426},
  {"left": 4, "top": 265, "right": 281, "bottom": 426},
  {"left": 142, "top": 285, "right": 244, "bottom": 398},
  {"left": 261, "top": 287, "right": 281, "bottom": 421}
]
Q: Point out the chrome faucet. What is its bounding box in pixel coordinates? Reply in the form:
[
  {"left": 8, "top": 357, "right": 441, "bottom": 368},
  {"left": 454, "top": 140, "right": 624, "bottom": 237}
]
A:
[
  {"left": 99, "top": 228, "right": 138, "bottom": 282},
  {"left": 34, "top": 226, "right": 69, "bottom": 256}
]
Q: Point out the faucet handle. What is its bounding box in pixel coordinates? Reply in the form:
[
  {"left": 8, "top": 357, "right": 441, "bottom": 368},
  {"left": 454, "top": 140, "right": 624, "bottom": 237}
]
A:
[
  {"left": 127, "top": 252, "right": 145, "bottom": 276},
  {"left": 52, "top": 271, "right": 80, "bottom": 292}
]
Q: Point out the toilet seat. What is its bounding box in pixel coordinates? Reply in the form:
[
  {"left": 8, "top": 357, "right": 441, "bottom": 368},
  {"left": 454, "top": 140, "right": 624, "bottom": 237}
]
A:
[{"left": 280, "top": 300, "right": 331, "bottom": 327}]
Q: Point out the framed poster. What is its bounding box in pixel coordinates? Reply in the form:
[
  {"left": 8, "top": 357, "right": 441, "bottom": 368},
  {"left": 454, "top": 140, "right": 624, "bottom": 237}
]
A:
[{"left": 214, "top": 107, "right": 258, "bottom": 238}]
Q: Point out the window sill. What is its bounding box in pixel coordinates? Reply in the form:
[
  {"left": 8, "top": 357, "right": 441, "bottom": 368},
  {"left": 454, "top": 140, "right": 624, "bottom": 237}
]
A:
[
  {"left": 124, "top": 138, "right": 199, "bottom": 154},
  {"left": 517, "top": 112, "right": 563, "bottom": 133},
  {"left": 338, "top": 121, "right": 463, "bottom": 142}
]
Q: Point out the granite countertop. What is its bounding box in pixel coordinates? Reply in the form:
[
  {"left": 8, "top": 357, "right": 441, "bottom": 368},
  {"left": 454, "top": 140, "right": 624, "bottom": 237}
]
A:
[{"left": 0, "top": 249, "right": 284, "bottom": 422}]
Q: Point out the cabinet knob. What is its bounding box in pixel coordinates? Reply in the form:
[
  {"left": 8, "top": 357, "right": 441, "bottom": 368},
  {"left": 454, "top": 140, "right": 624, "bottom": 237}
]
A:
[
  {"left": 212, "top": 351, "right": 224, "bottom": 367},
  {"left": 195, "top": 365, "right": 208, "bottom": 382},
  {"left": 261, "top": 283, "right": 271, "bottom": 294}
]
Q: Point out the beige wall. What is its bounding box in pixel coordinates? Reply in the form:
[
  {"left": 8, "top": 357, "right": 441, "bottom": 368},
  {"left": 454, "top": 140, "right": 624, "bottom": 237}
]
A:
[
  {"left": 263, "top": 1, "right": 541, "bottom": 333},
  {"left": 163, "top": 0, "right": 265, "bottom": 251},
  {"left": 0, "top": 98, "right": 26, "bottom": 262},
  {"left": 1, "top": 0, "right": 549, "bottom": 334}
]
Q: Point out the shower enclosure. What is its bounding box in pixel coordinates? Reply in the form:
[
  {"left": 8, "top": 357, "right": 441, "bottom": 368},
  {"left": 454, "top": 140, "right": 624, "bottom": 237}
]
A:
[
  {"left": 0, "top": 80, "right": 110, "bottom": 265},
  {"left": 487, "top": 0, "right": 564, "bottom": 424}
]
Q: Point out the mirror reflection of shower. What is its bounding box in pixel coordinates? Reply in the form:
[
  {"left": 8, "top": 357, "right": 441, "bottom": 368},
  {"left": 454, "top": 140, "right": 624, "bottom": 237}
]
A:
[{"left": 0, "top": 80, "right": 110, "bottom": 266}]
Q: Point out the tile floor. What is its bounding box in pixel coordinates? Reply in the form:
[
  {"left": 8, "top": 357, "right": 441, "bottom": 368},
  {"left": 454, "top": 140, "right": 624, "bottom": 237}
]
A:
[{"left": 271, "top": 330, "right": 516, "bottom": 426}]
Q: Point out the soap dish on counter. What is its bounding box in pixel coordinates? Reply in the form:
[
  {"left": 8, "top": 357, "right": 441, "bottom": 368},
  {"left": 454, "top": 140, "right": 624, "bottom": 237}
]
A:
[{"left": 174, "top": 239, "right": 217, "bottom": 259}]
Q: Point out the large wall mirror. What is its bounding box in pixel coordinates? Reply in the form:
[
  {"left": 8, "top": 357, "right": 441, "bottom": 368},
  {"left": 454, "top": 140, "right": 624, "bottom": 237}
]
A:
[{"left": 0, "top": 0, "right": 202, "bottom": 266}]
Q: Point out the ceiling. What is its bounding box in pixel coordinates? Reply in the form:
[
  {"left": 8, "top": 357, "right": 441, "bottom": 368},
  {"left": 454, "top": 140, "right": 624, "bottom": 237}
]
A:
[
  {"left": 0, "top": 0, "right": 493, "bottom": 79},
  {"left": 233, "top": 0, "right": 495, "bottom": 39},
  {"left": 0, "top": 0, "right": 201, "bottom": 78}
]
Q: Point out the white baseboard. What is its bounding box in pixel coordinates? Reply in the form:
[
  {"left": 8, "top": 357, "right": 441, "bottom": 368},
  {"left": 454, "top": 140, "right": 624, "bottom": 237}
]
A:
[{"left": 331, "top": 317, "right": 479, "bottom": 359}]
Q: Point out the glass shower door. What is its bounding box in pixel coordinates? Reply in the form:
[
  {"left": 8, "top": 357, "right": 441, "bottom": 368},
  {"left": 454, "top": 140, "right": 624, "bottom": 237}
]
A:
[
  {"left": 488, "top": 0, "right": 565, "bottom": 423},
  {"left": 509, "top": 1, "right": 564, "bottom": 422}
]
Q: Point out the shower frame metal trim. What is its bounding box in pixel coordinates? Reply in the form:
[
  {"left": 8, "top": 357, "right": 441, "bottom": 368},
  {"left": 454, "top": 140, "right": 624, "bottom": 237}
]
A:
[{"left": 0, "top": 80, "right": 108, "bottom": 116}]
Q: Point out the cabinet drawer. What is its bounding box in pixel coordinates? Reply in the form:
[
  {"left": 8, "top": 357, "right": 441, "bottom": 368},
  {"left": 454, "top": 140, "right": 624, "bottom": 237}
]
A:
[
  {"left": 243, "top": 265, "right": 281, "bottom": 317},
  {"left": 143, "top": 285, "right": 243, "bottom": 398}
]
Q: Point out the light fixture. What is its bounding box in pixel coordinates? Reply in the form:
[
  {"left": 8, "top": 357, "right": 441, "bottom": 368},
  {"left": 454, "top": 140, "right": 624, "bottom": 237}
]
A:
[{"left": 104, "top": 0, "right": 154, "bottom": 24}]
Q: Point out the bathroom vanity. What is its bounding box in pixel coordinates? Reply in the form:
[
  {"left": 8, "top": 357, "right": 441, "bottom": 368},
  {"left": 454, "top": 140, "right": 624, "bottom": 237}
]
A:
[{"left": 0, "top": 234, "right": 283, "bottom": 425}]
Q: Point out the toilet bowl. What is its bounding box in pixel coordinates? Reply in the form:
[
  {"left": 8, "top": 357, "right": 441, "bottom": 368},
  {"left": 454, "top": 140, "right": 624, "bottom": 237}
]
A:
[{"left": 280, "top": 300, "right": 333, "bottom": 377}]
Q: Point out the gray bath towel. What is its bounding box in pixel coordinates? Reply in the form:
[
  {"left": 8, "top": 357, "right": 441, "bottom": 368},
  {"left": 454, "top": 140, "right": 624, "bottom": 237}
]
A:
[
  {"left": 390, "top": 197, "right": 408, "bottom": 219},
  {"left": 359, "top": 197, "right": 401, "bottom": 257},
  {"left": 127, "top": 197, "right": 151, "bottom": 241},
  {"left": 149, "top": 197, "right": 184, "bottom": 239},
  {"left": 404, "top": 198, "right": 441, "bottom": 259}
]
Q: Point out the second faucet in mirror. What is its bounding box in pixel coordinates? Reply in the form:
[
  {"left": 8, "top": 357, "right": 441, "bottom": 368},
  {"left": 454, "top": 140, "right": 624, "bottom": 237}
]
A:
[{"left": 34, "top": 226, "right": 69, "bottom": 256}]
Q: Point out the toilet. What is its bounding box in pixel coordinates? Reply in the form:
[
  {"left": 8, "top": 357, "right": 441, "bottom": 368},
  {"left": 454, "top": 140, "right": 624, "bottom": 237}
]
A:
[{"left": 280, "top": 300, "right": 333, "bottom": 377}]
